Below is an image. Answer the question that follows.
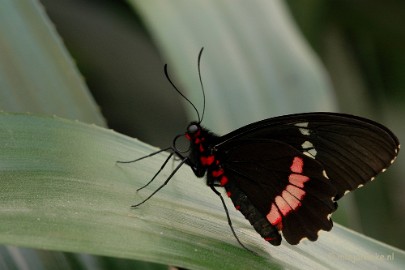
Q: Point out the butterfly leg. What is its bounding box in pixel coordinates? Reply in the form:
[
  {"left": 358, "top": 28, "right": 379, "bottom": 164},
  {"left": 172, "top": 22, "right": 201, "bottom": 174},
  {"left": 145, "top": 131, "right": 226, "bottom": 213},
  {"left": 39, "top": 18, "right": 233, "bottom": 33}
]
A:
[
  {"left": 131, "top": 157, "right": 189, "bottom": 208},
  {"left": 116, "top": 147, "right": 173, "bottom": 164},
  {"left": 209, "top": 185, "right": 256, "bottom": 254},
  {"left": 136, "top": 152, "right": 174, "bottom": 191},
  {"left": 117, "top": 147, "right": 176, "bottom": 191}
]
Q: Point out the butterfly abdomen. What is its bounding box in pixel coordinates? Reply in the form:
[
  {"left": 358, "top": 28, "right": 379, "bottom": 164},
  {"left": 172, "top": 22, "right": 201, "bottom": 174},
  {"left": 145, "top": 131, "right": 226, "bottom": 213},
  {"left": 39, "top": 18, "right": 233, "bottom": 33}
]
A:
[{"left": 225, "top": 181, "right": 282, "bottom": 246}]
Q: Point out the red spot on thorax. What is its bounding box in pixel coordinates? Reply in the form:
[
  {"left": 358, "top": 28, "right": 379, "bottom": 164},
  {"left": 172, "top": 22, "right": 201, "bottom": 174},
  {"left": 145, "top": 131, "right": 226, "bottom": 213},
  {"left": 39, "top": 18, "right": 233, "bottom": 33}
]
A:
[
  {"left": 195, "top": 138, "right": 201, "bottom": 144},
  {"left": 185, "top": 130, "right": 201, "bottom": 141},
  {"left": 290, "top": 156, "right": 304, "bottom": 173},
  {"left": 200, "top": 155, "right": 215, "bottom": 166},
  {"left": 199, "top": 144, "right": 204, "bottom": 152}
]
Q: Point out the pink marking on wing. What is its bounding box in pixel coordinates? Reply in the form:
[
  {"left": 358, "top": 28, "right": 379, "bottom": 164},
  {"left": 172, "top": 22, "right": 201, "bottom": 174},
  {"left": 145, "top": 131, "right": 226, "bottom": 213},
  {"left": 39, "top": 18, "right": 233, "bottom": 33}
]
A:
[
  {"left": 266, "top": 203, "right": 282, "bottom": 225},
  {"left": 282, "top": 190, "right": 301, "bottom": 210},
  {"left": 275, "top": 195, "right": 292, "bottom": 216},
  {"left": 289, "top": 173, "right": 309, "bottom": 187},
  {"left": 290, "top": 156, "right": 304, "bottom": 173},
  {"left": 286, "top": 184, "right": 305, "bottom": 200}
]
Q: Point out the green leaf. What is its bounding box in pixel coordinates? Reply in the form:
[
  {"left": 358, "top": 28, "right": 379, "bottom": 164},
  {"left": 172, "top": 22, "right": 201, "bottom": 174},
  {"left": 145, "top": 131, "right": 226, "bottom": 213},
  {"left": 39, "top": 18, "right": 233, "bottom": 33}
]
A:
[
  {"left": 131, "top": 0, "right": 337, "bottom": 132},
  {"left": 1, "top": 113, "right": 404, "bottom": 270},
  {"left": 0, "top": 0, "right": 104, "bottom": 125}
]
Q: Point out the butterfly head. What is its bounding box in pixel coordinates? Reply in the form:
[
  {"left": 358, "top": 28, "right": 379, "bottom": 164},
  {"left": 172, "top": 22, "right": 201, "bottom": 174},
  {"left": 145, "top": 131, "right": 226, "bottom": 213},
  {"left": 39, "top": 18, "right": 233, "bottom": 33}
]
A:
[{"left": 185, "top": 122, "right": 202, "bottom": 141}]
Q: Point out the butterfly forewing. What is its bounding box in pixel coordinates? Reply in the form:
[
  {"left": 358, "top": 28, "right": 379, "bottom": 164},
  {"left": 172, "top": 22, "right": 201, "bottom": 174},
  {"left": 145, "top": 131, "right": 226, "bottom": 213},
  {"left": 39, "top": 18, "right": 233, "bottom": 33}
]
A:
[
  {"left": 208, "top": 113, "right": 399, "bottom": 245},
  {"left": 216, "top": 113, "right": 399, "bottom": 199}
]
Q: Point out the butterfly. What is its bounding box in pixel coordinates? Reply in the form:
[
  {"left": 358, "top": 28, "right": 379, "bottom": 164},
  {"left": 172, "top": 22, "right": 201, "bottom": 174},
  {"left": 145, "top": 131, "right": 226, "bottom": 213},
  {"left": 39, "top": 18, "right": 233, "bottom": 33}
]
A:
[{"left": 118, "top": 48, "right": 400, "bottom": 250}]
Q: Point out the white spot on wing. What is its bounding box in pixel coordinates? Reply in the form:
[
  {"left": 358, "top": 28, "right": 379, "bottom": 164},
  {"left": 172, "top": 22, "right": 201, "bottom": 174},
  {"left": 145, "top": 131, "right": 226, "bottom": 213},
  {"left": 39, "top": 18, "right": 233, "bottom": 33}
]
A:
[
  {"left": 301, "top": 141, "right": 317, "bottom": 158},
  {"left": 322, "top": 170, "right": 329, "bottom": 179},
  {"left": 308, "top": 148, "right": 317, "bottom": 157},
  {"left": 301, "top": 141, "right": 314, "bottom": 149},
  {"left": 344, "top": 190, "right": 350, "bottom": 195},
  {"left": 295, "top": 122, "right": 310, "bottom": 136},
  {"left": 295, "top": 122, "right": 309, "bottom": 127},
  {"left": 299, "top": 128, "right": 310, "bottom": 136},
  {"left": 357, "top": 184, "right": 364, "bottom": 188}
]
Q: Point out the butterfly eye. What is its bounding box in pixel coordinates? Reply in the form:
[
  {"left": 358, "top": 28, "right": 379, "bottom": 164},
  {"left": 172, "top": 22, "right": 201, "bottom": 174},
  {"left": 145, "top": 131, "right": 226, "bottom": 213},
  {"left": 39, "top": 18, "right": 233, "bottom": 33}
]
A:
[
  {"left": 187, "top": 124, "right": 199, "bottom": 134},
  {"left": 173, "top": 134, "right": 191, "bottom": 153}
]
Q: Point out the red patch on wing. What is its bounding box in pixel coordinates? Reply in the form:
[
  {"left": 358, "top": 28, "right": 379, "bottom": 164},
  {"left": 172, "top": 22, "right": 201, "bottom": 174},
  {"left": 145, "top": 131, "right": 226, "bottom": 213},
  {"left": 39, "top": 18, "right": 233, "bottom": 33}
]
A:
[
  {"left": 266, "top": 156, "right": 309, "bottom": 227},
  {"left": 290, "top": 156, "right": 304, "bottom": 173},
  {"left": 266, "top": 204, "right": 282, "bottom": 226},
  {"left": 286, "top": 185, "right": 305, "bottom": 200},
  {"left": 289, "top": 173, "right": 309, "bottom": 187}
]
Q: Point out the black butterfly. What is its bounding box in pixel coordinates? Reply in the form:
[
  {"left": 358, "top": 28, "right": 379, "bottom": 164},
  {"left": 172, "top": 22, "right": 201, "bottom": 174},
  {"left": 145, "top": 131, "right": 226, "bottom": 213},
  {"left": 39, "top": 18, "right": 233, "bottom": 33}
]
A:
[{"left": 118, "top": 48, "right": 400, "bottom": 250}]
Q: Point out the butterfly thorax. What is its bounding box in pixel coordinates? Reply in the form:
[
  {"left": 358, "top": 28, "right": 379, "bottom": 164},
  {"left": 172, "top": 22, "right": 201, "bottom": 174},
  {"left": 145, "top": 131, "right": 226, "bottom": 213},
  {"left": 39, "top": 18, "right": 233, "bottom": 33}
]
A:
[{"left": 184, "top": 122, "right": 221, "bottom": 180}]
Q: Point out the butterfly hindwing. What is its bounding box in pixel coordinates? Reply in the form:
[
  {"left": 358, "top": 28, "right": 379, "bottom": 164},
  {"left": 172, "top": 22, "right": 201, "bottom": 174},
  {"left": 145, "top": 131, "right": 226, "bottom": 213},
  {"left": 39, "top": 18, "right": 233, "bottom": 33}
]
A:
[{"left": 219, "top": 139, "right": 337, "bottom": 244}]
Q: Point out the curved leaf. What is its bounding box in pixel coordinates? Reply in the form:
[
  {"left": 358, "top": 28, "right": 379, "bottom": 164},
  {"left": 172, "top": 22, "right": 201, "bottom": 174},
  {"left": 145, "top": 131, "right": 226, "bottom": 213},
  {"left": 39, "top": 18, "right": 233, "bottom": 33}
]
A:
[
  {"left": 0, "top": 0, "right": 104, "bottom": 125},
  {"left": 0, "top": 113, "right": 404, "bottom": 270}
]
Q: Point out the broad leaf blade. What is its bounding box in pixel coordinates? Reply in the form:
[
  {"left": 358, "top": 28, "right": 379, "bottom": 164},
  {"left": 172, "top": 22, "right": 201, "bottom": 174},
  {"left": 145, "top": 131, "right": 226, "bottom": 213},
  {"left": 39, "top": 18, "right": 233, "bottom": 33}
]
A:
[
  {"left": 0, "top": 0, "right": 104, "bottom": 125},
  {"left": 0, "top": 113, "right": 404, "bottom": 270}
]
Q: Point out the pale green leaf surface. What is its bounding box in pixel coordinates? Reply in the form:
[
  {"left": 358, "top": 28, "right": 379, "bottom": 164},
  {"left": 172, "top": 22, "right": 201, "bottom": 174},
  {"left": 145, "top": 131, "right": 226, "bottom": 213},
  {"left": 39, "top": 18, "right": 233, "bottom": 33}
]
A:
[
  {"left": 0, "top": 0, "right": 104, "bottom": 125},
  {"left": 131, "top": 0, "right": 337, "bottom": 133},
  {"left": 0, "top": 113, "right": 404, "bottom": 270}
]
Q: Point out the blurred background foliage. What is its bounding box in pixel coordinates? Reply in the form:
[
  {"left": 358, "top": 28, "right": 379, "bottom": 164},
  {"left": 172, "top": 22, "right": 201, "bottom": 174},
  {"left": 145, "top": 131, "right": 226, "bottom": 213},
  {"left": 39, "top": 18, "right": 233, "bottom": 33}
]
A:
[
  {"left": 1, "top": 0, "right": 404, "bottom": 268},
  {"left": 286, "top": 0, "right": 405, "bottom": 249}
]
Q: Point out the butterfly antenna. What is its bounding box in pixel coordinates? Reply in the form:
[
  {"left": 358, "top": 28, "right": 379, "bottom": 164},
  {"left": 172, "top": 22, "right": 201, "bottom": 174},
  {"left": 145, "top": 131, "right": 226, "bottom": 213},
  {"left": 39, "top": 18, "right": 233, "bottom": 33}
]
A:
[
  {"left": 197, "top": 47, "right": 206, "bottom": 124},
  {"left": 164, "top": 64, "right": 201, "bottom": 123}
]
